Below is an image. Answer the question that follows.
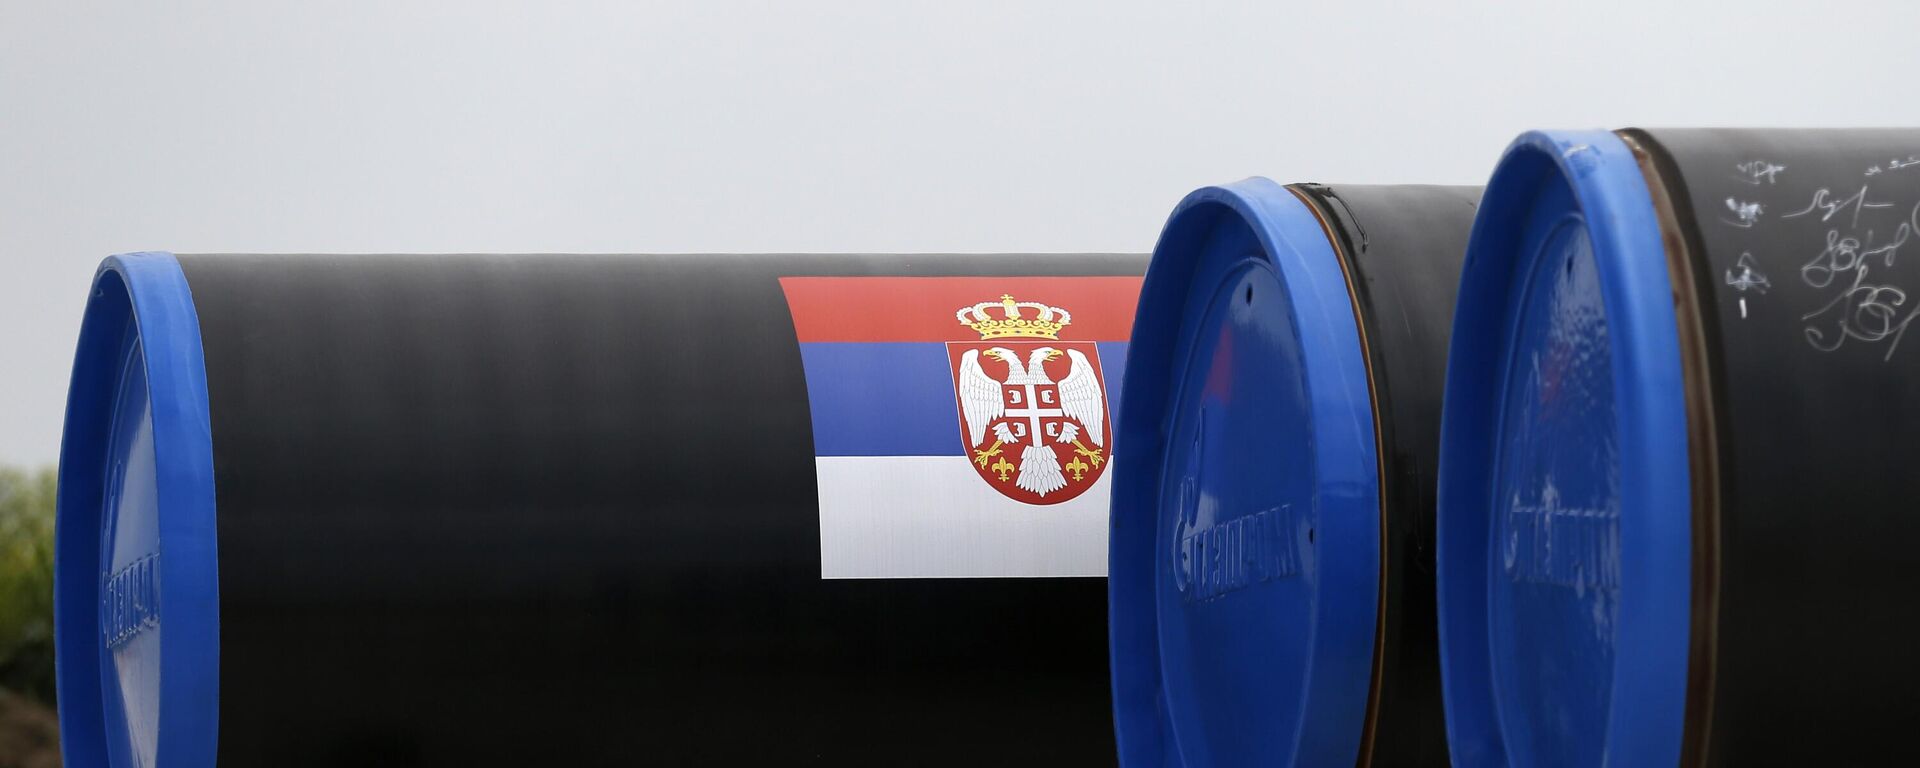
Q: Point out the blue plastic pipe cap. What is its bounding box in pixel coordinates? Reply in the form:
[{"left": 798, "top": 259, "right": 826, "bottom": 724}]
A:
[
  {"left": 1110, "top": 179, "right": 1379, "bottom": 767},
  {"left": 1437, "top": 132, "right": 1693, "bottom": 767},
  {"left": 56, "top": 253, "right": 220, "bottom": 767}
]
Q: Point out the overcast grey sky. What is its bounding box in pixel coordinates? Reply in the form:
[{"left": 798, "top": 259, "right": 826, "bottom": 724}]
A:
[{"left": 5, "top": 1, "right": 1920, "bottom": 465}]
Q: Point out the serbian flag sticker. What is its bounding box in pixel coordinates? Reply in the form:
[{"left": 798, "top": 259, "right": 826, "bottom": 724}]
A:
[{"left": 780, "top": 275, "right": 1142, "bottom": 578}]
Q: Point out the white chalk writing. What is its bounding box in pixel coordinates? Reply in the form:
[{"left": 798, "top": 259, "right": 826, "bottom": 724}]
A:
[
  {"left": 1726, "top": 252, "right": 1771, "bottom": 294},
  {"left": 1734, "top": 160, "right": 1787, "bottom": 185},
  {"left": 1781, "top": 185, "right": 1894, "bottom": 229},
  {"left": 1724, "top": 198, "right": 1764, "bottom": 228},
  {"left": 1721, "top": 150, "right": 1915, "bottom": 361}
]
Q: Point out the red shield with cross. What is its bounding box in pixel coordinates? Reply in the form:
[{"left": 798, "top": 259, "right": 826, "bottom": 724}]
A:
[{"left": 948, "top": 295, "right": 1111, "bottom": 505}]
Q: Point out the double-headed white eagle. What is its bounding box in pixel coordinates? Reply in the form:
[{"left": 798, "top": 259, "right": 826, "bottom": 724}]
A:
[{"left": 957, "top": 346, "right": 1106, "bottom": 496}]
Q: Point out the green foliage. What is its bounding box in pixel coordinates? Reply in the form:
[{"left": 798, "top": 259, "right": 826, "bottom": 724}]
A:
[{"left": 0, "top": 467, "right": 56, "bottom": 704}]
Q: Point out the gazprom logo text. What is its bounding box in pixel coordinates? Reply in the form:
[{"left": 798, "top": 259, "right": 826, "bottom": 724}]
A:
[{"left": 104, "top": 553, "right": 160, "bottom": 649}]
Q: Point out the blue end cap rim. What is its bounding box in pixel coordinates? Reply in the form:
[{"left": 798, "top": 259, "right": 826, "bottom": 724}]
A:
[
  {"left": 55, "top": 252, "right": 219, "bottom": 766},
  {"left": 1110, "top": 178, "right": 1380, "bottom": 767},
  {"left": 1436, "top": 131, "right": 1693, "bottom": 766}
]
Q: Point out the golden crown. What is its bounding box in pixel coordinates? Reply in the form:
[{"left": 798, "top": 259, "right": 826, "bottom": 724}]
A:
[{"left": 956, "top": 295, "right": 1073, "bottom": 340}]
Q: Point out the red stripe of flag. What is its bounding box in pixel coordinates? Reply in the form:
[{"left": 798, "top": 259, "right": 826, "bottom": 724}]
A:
[{"left": 780, "top": 275, "right": 1143, "bottom": 343}]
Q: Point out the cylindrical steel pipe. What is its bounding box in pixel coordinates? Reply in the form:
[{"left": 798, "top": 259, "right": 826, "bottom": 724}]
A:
[
  {"left": 57, "top": 253, "right": 1146, "bottom": 766},
  {"left": 1440, "top": 129, "right": 1920, "bottom": 767}
]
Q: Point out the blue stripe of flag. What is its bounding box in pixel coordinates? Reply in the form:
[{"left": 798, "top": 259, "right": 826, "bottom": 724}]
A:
[{"left": 799, "top": 341, "right": 1129, "bottom": 457}]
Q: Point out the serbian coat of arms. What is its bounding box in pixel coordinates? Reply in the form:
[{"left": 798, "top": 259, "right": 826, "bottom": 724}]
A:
[{"left": 948, "top": 294, "right": 1111, "bottom": 505}]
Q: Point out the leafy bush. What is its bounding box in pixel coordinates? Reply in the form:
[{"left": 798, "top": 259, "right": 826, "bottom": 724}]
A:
[{"left": 0, "top": 467, "right": 56, "bottom": 705}]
